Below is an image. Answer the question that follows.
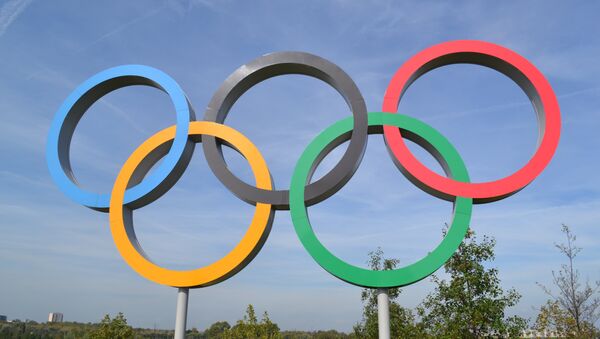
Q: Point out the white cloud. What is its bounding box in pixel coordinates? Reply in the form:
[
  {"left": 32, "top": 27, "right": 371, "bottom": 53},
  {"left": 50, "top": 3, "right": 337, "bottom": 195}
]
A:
[{"left": 0, "top": 0, "right": 32, "bottom": 38}]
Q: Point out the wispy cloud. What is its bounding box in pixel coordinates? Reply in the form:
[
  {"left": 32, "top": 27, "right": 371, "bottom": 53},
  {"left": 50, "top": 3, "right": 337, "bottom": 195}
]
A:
[
  {"left": 426, "top": 85, "right": 600, "bottom": 123},
  {"left": 0, "top": 0, "right": 32, "bottom": 38},
  {"left": 166, "top": 0, "right": 222, "bottom": 17},
  {"left": 77, "top": 3, "right": 167, "bottom": 53}
]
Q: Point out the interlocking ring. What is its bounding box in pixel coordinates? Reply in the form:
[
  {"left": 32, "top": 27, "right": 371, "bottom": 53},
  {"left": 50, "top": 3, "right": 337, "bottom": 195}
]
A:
[
  {"left": 202, "top": 52, "right": 368, "bottom": 210},
  {"left": 47, "top": 42, "right": 561, "bottom": 289},
  {"left": 110, "top": 121, "right": 274, "bottom": 287},
  {"left": 290, "top": 112, "right": 472, "bottom": 288},
  {"left": 383, "top": 40, "right": 561, "bottom": 203},
  {"left": 46, "top": 65, "right": 195, "bottom": 211}
]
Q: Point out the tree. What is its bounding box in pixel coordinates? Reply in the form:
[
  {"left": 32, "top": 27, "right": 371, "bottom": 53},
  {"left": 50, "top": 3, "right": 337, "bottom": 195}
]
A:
[
  {"left": 204, "top": 321, "right": 231, "bottom": 338},
  {"left": 90, "top": 312, "right": 134, "bottom": 339},
  {"left": 534, "top": 300, "right": 577, "bottom": 338},
  {"left": 353, "top": 248, "right": 423, "bottom": 338},
  {"left": 227, "top": 304, "right": 280, "bottom": 338},
  {"left": 536, "top": 224, "right": 600, "bottom": 337},
  {"left": 418, "top": 229, "right": 527, "bottom": 338},
  {"left": 259, "top": 311, "right": 280, "bottom": 337}
]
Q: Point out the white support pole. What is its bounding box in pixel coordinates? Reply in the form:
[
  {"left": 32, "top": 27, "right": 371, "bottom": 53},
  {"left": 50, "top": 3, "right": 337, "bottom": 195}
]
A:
[
  {"left": 377, "top": 288, "right": 390, "bottom": 339},
  {"left": 174, "top": 288, "right": 189, "bottom": 339}
]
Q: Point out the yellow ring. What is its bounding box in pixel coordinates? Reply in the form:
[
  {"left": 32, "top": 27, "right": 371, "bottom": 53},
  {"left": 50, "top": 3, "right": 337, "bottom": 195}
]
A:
[{"left": 109, "top": 121, "right": 273, "bottom": 287}]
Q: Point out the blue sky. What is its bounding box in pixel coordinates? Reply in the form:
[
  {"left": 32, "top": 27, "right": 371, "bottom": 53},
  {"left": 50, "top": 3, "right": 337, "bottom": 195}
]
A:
[{"left": 1, "top": 0, "right": 599, "bottom": 332}]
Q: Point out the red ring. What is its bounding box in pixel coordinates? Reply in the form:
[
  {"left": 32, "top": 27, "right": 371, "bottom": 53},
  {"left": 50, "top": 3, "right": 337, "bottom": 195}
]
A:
[{"left": 382, "top": 40, "right": 561, "bottom": 203}]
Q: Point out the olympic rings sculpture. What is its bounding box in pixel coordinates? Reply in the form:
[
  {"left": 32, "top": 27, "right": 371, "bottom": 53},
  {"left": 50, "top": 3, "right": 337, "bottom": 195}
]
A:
[{"left": 47, "top": 40, "right": 561, "bottom": 289}]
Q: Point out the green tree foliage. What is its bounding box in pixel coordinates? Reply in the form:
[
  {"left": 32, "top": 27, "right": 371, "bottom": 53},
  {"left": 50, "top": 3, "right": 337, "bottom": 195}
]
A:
[
  {"left": 418, "top": 229, "right": 527, "bottom": 338},
  {"left": 0, "top": 320, "right": 97, "bottom": 338},
  {"left": 353, "top": 248, "right": 423, "bottom": 338},
  {"left": 534, "top": 300, "right": 579, "bottom": 338},
  {"left": 536, "top": 224, "right": 600, "bottom": 338},
  {"left": 279, "top": 330, "right": 353, "bottom": 338},
  {"left": 89, "top": 312, "right": 134, "bottom": 339},
  {"left": 225, "top": 304, "right": 281, "bottom": 339},
  {"left": 204, "top": 320, "right": 231, "bottom": 337},
  {"left": 0, "top": 308, "right": 353, "bottom": 338}
]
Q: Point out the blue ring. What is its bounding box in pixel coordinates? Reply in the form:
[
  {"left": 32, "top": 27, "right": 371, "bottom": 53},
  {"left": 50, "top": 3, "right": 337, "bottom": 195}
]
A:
[{"left": 46, "top": 65, "right": 194, "bottom": 211}]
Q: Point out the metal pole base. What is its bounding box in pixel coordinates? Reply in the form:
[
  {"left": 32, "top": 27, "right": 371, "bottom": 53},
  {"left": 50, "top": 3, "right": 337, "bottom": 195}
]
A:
[
  {"left": 174, "top": 288, "right": 189, "bottom": 339},
  {"left": 377, "top": 288, "right": 390, "bottom": 339}
]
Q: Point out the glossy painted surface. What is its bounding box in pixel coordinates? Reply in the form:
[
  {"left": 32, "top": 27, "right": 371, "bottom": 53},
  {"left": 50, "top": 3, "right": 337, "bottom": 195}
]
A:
[
  {"left": 109, "top": 121, "right": 274, "bottom": 287},
  {"left": 383, "top": 40, "right": 561, "bottom": 203},
  {"left": 46, "top": 65, "right": 195, "bottom": 211},
  {"left": 290, "top": 112, "right": 472, "bottom": 288}
]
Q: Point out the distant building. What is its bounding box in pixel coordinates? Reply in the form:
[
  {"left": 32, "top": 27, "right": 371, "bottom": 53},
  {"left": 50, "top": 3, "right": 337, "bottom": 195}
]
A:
[
  {"left": 48, "top": 312, "right": 63, "bottom": 323},
  {"left": 0, "top": 315, "right": 6, "bottom": 322}
]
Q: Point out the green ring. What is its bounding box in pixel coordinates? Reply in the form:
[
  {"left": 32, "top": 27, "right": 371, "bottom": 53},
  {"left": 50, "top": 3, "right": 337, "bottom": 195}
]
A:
[{"left": 290, "top": 112, "right": 473, "bottom": 288}]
